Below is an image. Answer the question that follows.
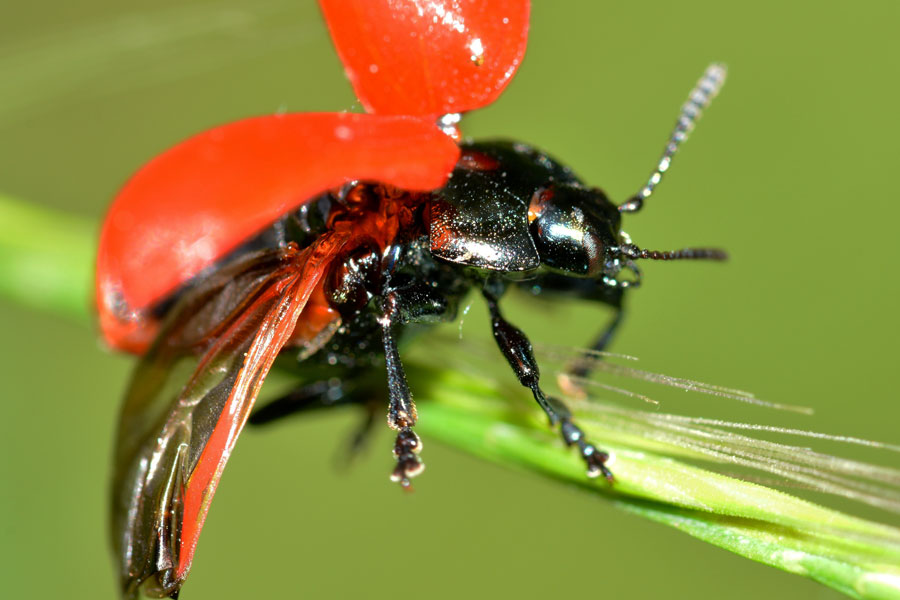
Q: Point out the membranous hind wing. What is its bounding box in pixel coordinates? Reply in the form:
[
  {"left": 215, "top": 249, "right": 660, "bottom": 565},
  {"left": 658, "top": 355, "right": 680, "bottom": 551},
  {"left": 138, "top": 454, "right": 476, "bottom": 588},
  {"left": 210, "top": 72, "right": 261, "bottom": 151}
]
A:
[{"left": 112, "top": 232, "right": 350, "bottom": 598}]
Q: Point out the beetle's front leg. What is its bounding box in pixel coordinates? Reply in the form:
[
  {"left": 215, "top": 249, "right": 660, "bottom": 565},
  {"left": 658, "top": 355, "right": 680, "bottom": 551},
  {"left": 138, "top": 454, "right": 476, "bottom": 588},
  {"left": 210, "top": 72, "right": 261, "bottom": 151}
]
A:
[
  {"left": 483, "top": 287, "right": 613, "bottom": 481},
  {"left": 379, "top": 292, "right": 425, "bottom": 488}
]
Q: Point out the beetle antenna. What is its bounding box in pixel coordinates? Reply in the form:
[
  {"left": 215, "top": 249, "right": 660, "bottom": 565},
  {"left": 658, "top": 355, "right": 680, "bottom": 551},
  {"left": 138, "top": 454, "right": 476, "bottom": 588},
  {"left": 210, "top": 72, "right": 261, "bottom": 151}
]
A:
[
  {"left": 618, "top": 63, "right": 727, "bottom": 214},
  {"left": 619, "top": 243, "right": 728, "bottom": 261}
]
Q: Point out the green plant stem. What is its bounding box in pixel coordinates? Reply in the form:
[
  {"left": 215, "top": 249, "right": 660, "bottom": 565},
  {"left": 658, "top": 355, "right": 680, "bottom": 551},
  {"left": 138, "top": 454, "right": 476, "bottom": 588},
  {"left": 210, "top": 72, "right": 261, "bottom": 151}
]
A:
[
  {"left": 2, "top": 192, "right": 899, "bottom": 599},
  {"left": 0, "top": 193, "right": 95, "bottom": 322}
]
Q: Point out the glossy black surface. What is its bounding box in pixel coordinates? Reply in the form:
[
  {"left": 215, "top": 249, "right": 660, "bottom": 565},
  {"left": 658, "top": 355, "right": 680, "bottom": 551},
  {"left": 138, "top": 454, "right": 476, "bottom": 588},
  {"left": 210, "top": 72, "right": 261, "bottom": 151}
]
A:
[{"left": 529, "top": 184, "right": 621, "bottom": 277}]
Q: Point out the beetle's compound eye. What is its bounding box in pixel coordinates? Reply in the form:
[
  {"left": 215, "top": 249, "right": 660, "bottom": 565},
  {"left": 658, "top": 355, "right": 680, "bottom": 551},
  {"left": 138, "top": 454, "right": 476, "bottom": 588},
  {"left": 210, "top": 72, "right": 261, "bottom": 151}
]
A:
[{"left": 528, "top": 186, "right": 619, "bottom": 278}]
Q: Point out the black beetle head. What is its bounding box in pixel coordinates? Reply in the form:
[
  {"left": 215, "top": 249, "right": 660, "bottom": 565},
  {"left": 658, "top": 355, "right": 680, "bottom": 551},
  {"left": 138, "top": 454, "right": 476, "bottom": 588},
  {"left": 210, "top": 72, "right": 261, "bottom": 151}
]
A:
[
  {"left": 527, "top": 184, "right": 621, "bottom": 279},
  {"left": 528, "top": 180, "right": 729, "bottom": 288}
]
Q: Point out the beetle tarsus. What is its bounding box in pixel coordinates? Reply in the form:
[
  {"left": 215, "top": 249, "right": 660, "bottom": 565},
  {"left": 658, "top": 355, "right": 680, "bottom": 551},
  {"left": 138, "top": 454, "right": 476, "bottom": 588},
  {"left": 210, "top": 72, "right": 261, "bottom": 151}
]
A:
[
  {"left": 581, "top": 442, "right": 614, "bottom": 482},
  {"left": 561, "top": 417, "right": 613, "bottom": 481},
  {"left": 391, "top": 426, "right": 425, "bottom": 488}
]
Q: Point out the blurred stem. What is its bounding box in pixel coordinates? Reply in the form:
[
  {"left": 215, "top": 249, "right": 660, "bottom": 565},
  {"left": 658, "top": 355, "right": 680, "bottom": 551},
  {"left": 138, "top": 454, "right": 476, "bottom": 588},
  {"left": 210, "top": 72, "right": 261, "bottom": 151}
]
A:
[
  {"left": 2, "top": 192, "right": 899, "bottom": 599},
  {"left": 0, "top": 193, "right": 95, "bottom": 322}
]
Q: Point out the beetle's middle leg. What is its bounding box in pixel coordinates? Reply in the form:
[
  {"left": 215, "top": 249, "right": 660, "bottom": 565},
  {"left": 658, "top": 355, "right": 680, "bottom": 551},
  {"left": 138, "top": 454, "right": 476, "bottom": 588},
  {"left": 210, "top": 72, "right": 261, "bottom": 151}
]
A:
[
  {"left": 379, "top": 292, "right": 423, "bottom": 488},
  {"left": 483, "top": 287, "right": 613, "bottom": 481},
  {"left": 378, "top": 275, "right": 457, "bottom": 487}
]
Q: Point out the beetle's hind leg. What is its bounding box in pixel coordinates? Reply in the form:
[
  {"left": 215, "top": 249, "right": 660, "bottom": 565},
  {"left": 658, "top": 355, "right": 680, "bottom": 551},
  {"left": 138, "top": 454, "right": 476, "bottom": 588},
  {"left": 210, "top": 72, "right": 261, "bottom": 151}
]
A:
[
  {"left": 248, "top": 373, "right": 383, "bottom": 464},
  {"left": 483, "top": 288, "right": 613, "bottom": 481},
  {"left": 249, "top": 378, "right": 355, "bottom": 425}
]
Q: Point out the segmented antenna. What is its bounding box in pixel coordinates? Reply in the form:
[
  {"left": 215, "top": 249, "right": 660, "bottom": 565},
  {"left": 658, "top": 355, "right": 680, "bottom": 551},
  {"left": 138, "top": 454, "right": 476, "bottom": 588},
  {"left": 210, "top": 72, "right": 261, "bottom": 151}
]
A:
[
  {"left": 619, "top": 244, "right": 727, "bottom": 261},
  {"left": 619, "top": 63, "right": 727, "bottom": 213}
]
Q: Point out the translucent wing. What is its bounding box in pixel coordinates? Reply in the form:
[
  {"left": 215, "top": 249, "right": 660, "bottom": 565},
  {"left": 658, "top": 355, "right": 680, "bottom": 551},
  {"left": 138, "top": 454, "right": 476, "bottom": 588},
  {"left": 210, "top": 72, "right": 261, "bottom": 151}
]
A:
[{"left": 112, "top": 232, "right": 349, "bottom": 598}]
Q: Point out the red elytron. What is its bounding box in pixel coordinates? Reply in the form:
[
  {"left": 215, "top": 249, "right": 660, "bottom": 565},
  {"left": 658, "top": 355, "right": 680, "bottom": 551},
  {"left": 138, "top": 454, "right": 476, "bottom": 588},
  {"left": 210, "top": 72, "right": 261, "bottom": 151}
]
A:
[{"left": 99, "top": 1, "right": 531, "bottom": 598}]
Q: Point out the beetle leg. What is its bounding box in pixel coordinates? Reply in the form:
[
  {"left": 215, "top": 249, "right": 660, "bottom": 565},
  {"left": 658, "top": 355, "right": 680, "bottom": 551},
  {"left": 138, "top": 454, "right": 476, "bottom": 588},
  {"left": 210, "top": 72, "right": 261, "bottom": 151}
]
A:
[
  {"left": 248, "top": 374, "right": 382, "bottom": 464},
  {"left": 483, "top": 289, "right": 613, "bottom": 481},
  {"left": 248, "top": 378, "right": 355, "bottom": 425},
  {"left": 559, "top": 304, "right": 625, "bottom": 398},
  {"left": 342, "top": 400, "right": 380, "bottom": 464},
  {"left": 380, "top": 292, "right": 425, "bottom": 488}
]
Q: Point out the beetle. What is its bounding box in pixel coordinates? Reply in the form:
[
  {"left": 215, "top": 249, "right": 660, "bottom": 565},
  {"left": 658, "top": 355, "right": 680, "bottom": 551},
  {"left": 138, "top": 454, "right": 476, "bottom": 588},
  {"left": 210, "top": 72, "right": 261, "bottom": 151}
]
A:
[{"left": 97, "top": 1, "right": 727, "bottom": 597}]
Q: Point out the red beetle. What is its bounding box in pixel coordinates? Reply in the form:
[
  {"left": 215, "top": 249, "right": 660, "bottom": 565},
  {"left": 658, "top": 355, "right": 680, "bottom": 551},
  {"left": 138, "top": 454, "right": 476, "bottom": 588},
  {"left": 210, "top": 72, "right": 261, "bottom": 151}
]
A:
[{"left": 98, "top": 1, "right": 726, "bottom": 597}]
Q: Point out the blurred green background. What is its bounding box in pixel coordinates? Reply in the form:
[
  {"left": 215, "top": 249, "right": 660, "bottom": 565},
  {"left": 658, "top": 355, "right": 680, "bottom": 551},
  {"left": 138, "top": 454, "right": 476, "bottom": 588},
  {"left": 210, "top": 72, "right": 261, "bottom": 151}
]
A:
[{"left": 1, "top": 1, "right": 898, "bottom": 598}]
